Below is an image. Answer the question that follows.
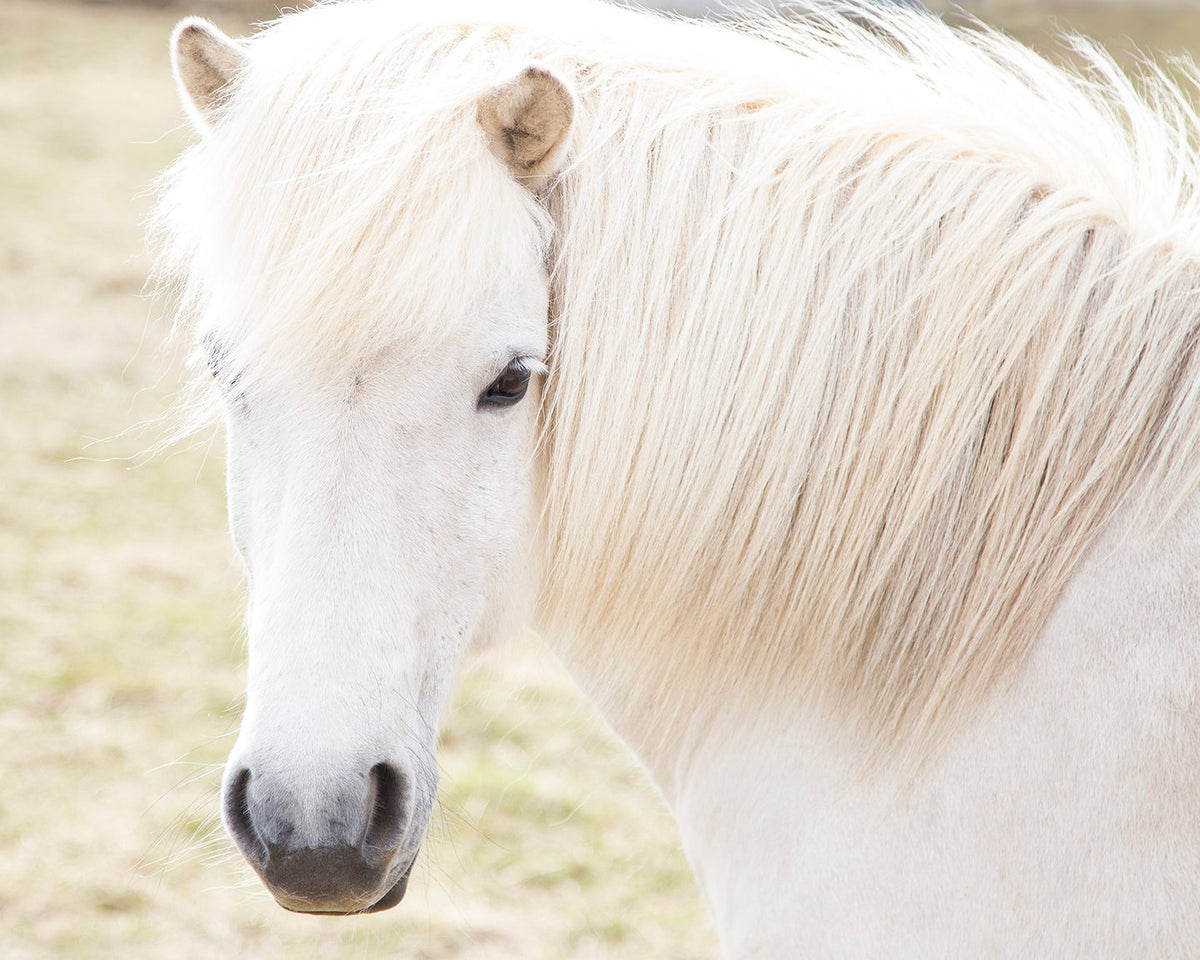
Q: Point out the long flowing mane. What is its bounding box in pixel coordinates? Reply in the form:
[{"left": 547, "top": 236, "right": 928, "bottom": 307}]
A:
[
  {"left": 540, "top": 4, "right": 1200, "bottom": 761},
  {"left": 155, "top": 0, "right": 1200, "bottom": 763}
]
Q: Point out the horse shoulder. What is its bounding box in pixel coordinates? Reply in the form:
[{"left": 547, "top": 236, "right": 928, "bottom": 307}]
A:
[{"left": 669, "top": 493, "right": 1200, "bottom": 959}]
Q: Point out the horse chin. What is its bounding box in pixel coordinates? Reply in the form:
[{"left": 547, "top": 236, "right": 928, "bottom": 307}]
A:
[
  {"left": 361, "top": 870, "right": 410, "bottom": 912},
  {"left": 274, "top": 856, "right": 415, "bottom": 916}
]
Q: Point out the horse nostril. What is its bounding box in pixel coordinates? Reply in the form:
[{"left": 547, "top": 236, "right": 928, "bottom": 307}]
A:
[
  {"left": 362, "top": 762, "right": 409, "bottom": 861},
  {"left": 223, "top": 767, "right": 268, "bottom": 869}
]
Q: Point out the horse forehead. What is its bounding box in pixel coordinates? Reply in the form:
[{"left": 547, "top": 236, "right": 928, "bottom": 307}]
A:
[{"left": 191, "top": 150, "right": 549, "bottom": 385}]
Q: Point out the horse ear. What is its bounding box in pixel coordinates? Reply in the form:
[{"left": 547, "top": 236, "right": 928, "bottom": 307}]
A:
[
  {"left": 478, "top": 65, "right": 575, "bottom": 192},
  {"left": 171, "top": 18, "right": 246, "bottom": 132}
]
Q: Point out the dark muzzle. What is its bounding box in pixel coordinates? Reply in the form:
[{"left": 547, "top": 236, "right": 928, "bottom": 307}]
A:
[{"left": 223, "top": 762, "right": 416, "bottom": 914}]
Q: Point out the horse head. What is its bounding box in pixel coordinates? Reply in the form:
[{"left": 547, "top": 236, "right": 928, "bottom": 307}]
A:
[{"left": 168, "top": 16, "right": 574, "bottom": 914}]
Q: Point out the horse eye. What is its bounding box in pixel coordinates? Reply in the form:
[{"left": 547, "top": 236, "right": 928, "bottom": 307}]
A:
[{"left": 479, "top": 360, "right": 533, "bottom": 408}]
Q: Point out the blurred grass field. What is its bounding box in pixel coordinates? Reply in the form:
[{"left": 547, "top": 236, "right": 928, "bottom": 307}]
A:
[{"left": 1, "top": 0, "right": 1198, "bottom": 957}]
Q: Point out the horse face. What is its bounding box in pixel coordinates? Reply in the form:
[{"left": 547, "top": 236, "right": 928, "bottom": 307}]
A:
[
  {"left": 216, "top": 275, "right": 549, "bottom": 914},
  {"left": 168, "top": 18, "right": 574, "bottom": 914}
]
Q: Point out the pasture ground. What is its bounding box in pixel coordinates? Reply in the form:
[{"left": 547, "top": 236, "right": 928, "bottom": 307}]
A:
[{"left": 1, "top": 1, "right": 1197, "bottom": 958}]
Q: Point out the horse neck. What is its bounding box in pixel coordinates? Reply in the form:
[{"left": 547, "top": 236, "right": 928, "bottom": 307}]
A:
[{"left": 669, "top": 486, "right": 1200, "bottom": 958}]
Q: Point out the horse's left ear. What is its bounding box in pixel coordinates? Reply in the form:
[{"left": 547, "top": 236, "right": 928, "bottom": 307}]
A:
[{"left": 478, "top": 65, "right": 575, "bottom": 193}]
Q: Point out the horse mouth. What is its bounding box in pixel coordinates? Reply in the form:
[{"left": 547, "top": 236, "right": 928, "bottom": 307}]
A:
[
  {"left": 359, "top": 868, "right": 411, "bottom": 913},
  {"left": 276, "top": 855, "right": 415, "bottom": 916}
]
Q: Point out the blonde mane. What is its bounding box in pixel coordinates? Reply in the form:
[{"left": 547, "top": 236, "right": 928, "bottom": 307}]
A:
[{"left": 155, "top": 0, "right": 1200, "bottom": 764}]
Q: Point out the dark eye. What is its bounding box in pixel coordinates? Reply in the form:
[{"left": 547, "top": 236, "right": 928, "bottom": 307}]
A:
[{"left": 479, "top": 360, "right": 533, "bottom": 408}]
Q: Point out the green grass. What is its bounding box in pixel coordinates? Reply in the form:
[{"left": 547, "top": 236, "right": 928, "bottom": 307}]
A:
[{"left": 2, "top": 1, "right": 1199, "bottom": 957}]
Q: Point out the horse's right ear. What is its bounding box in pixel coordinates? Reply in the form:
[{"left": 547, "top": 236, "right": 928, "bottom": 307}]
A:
[
  {"left": 478, "top": 65, "right": 575, "bottom": 193},
  {"left": 171, "top": 17, "right": 246, "bottom": 133}
]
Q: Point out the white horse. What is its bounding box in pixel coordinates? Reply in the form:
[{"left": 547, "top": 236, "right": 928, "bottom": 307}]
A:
[{"left": 156, "top": 1, "right": 1200, "bottom": 955}]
